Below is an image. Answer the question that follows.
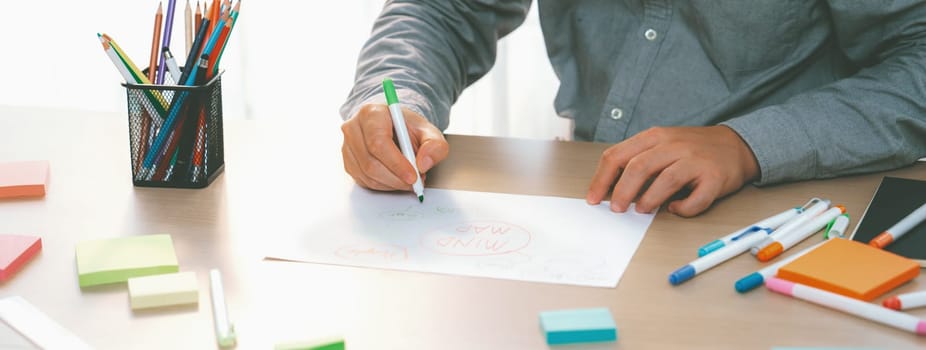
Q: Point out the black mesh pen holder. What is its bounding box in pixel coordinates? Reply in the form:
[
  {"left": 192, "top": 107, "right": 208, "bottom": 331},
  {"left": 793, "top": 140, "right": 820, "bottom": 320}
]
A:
[{"left": 123, "top": 69, "right": 225, "bottom": 188}]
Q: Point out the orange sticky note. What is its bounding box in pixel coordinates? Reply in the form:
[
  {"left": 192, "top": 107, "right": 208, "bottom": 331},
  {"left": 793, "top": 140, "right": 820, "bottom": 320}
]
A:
[
  {"left": 777, "top": 238, "right": 920, "bottom": 301},
  {"left": 0, "top": 161, "right": 49, "bottom": 199},
  {"left": 0, "top": 235, "right": 42, "bottom": 283}
]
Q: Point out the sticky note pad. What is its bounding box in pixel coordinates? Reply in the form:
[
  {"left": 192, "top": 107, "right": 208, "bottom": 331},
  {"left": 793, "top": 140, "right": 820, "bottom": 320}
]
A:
[
  {"left": 128, "top": 271, "right": 198, "bottom": 310},
  {"left": 539, "top": 308, "right": 617, "bottom": 345},
  {"left": 274, "top": 336, "right": 345, "bottom": 350},
  {"left": 0, "top": 235, "right": 42, "bottom": 283},
  {"left": 75, "top": 234, "right": 179, "bottom": 287},
  {"left": 0, "top": 160, "right": 49, "bottom": 199},
  {"left": 777, "top": 238, "right": 920, "bottom": 301}
]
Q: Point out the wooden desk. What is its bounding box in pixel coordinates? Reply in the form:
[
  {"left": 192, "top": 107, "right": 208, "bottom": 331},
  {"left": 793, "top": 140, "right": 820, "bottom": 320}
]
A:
[{"left": 1, "top": 106, "right": 924, "bottom": 349}]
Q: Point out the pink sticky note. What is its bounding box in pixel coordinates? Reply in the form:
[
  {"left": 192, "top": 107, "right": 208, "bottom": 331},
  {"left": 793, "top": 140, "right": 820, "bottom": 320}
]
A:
[
  {"left": 0, "top": 160, "right": 49, "bottom": 199},
  {"left": 0, "top": 235, "right": 42, "bottom": 283}
]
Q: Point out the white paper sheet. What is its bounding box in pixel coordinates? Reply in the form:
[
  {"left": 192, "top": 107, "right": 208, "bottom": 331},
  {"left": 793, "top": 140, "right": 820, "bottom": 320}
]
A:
[
  {"left": 0, "top": 296, "right": 91, "bottom": 350},
  {"left": 267, "top": 188, "right": 656, "bottom": 288}
]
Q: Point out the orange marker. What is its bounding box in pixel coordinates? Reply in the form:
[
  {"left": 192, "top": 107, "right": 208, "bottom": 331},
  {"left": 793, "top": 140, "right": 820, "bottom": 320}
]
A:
[
  {"left": 869, "top": 202, "right": 926, "bottom": 249},
  {"left": 756, "top": 206, "right": 846, "bottom": 262}
]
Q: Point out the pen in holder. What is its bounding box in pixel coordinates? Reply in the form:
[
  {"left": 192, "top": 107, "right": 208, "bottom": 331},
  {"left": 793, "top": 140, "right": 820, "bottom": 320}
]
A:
[{"left": 123, "top": 67, "right": 225, "bottom": 188}]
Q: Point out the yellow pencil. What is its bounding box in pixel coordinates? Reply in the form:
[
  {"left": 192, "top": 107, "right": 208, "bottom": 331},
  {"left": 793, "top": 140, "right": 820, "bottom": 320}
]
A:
[
  {"left": 102, "top": 34, "right": 169, "bottom": 112},
  {"left": 103, "top": 34, "right": 154, "bottom": 85},
  {"left": 99, "top": 34, "right": 167, "bottom": 122}
]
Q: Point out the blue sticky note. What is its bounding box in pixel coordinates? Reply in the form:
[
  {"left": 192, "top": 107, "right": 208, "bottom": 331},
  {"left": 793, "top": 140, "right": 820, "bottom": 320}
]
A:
[{"left": 539, "top": 308, "right": 617, "bottom": 345}]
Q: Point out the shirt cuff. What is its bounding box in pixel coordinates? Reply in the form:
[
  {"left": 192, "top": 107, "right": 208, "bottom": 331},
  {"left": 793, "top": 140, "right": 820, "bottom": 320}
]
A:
[
  {"left": 721, "top": 106, "right": 818, "bottom": 186},
  {"left": 339, "top": 87, "right": 438, "bottom": 129}
]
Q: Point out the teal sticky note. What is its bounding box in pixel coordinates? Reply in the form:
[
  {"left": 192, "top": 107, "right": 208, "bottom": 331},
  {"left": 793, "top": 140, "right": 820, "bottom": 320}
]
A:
[
  {"left": 75, "top": 234, "right": 179, "bottom": 287},
  {"left": 539, "top": 308, "right": 617, "bottom": 345}
]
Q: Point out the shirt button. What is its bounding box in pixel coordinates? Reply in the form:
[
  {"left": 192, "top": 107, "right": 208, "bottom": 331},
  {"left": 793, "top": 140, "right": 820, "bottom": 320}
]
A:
[
  {"left": 644, "top": 29, "right": 658, "bottom": 41},
  {"left": 610, "top": 108, "right": 623, "bottom": 120}
]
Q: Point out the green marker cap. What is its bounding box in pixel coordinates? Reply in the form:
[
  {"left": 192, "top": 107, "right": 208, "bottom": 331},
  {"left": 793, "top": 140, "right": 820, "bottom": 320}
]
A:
[
  {"left": 383, "top": 78, "right": 399, "bottom": 105},
  {"left": 824, "top": 213, "right": 850, "bottom": 239}
]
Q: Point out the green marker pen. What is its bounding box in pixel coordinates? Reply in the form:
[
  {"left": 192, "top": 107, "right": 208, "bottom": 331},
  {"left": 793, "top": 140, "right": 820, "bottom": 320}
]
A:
[{"left": 383, "top": 78, "right": 424, "bottom": 202}]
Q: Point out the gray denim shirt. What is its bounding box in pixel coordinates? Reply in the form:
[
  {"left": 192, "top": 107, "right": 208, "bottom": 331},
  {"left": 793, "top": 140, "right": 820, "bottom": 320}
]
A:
[{"left": 340, "top": 0, "right": 926, "bottom": 185}]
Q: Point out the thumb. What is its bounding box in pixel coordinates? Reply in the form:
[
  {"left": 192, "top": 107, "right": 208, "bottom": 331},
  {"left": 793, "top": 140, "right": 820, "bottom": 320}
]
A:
[
  {"left": 403, "top": 109, "right": 448, "bottom": 174},
  {"left": 415, "top": 126, "right": 448, "bottom": 174}
]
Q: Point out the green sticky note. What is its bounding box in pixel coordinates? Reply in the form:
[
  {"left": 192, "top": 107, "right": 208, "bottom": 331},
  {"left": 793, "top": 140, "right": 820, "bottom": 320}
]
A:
[
  {"left": 75, "top": 234, "right": 179, "bottom": 287},
  {"left": 128, "top": 272, "right": 198, "bottom": 310},
  {"left": 274, "top": 336, "right": 345, "bottom": 350}
]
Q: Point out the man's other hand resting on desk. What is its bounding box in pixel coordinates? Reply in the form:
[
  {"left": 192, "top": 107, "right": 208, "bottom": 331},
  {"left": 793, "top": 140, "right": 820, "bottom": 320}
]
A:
[{"left": 585, "top": 126, "right": 759, "bottom": 218}]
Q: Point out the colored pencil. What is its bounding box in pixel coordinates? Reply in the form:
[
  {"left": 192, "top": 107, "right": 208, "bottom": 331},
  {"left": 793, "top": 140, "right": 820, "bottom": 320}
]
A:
[
  {"left": 148, "top": 3, "right": 163, "bottom": 82},
  {"left": 210, "top": 0, "right": 220, "bottom": 31},
  {"left": 194, "top": 1, "right": 202, "bottom": 46},
  {"left": 100, "top": 34, "right": 168, "bottom": 119},
  {"left": 135, "top": 112, "right": 152, "bottom": 174},
  {"left": 156, "top": 0, "right": 178, "bottom": 84},
  {"left": 185, "top": 0, "right": 193, "bottom": 54},
  {"left": 202, "top": 1, "right": 213, "bottom": 46},
  {"left": 205, "top": 12, "right": 231, "bottom": 80},
  {"left": 210, "top": 0, "right": 238, "bottom": 76},
  {"left": 100, "top": 1, "right": 242, "bottom": 183},
  {"left": 139, "top": 19, "right": 211, "bottom": 180}
]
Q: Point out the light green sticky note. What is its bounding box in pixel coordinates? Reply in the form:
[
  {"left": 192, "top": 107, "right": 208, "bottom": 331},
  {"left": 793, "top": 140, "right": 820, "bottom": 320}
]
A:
[
  {"left": 75, "top": 234, "right": 179, "bottom": 287},
  {"left": 128, "top": 271, "right": 198, "bottom": 310},
  {"left": 274, "top": 336, "right": 345, "bottom": 350}
]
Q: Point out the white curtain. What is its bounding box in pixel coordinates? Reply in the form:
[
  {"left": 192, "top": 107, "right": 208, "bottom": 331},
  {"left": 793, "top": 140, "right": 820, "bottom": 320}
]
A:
[{"left": 0, "top": 1, "right": 569, "bottom": 140}]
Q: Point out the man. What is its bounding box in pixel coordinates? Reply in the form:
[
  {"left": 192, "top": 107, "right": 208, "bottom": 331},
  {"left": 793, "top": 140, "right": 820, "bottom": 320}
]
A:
[{"left": 339, "top": 1, "right": 926, "bottom": 217}]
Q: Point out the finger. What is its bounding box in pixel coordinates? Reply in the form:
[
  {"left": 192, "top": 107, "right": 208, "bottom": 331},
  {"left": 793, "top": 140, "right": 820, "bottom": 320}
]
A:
[
  {"left": 667, "top": 175, "right": 723, "bottom": 217},
  {"left": 341, "top": 142, "right": 365, "bottom": 186},
  {"left": 341, "top": 123, "right": 373, "bottom": 189},
  {"left": 587, "top": 129, "right": 664, "bottom": 204},
  {"left": 343, "top": 120, "right": 408, "bottom": 190},
  {"left": 586, "top": 146, "right": 624, "bottom": 205},
  {"left": 359, "top": 114, "right": 418, "bottom": 185},
  {"left": 609, "top": 148, "right": 677, "bottom": 212},
  {"left": 635, "top": 162, "right": 695, "bottom": 213},
  {"left": 343, "top": 143, "right": 393, "bottom": 191}
]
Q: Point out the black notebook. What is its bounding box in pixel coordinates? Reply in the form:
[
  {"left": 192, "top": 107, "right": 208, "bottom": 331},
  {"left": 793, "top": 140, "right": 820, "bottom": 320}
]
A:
[{"left": 850, "top": 176, "right": 926, "bottom": 267}]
